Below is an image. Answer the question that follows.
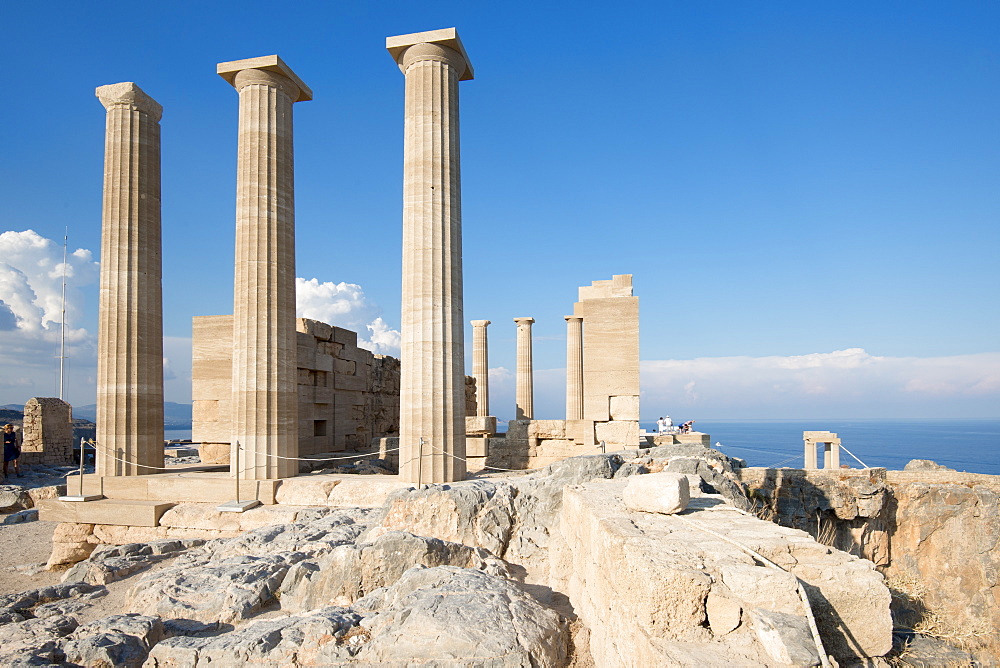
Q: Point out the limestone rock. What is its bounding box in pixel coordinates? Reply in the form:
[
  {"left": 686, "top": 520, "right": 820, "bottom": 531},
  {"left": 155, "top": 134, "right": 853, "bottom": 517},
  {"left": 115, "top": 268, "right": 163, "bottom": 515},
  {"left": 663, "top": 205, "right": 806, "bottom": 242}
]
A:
[
  {"left": 0, "top": 583, "right": 104, "bottom": 624},
  {"left": 621, "top": 471, "right": 690, "bottom": 514},
  {"left": 61, "top": 539, "right": 203, "bottom": 585},
  {"left": 749, "top": 608, "right": 821, "bottom": 666},
  {"left": 0, "top": 485, "right": 32, "bottom": 512},
  {"left": 279, "top": 530, "right": 510, "bottom": 611},
  {"left": 354, "top": 566, "right": 568, "bottom": 667},
  {"left": 63, "top": 614, "right": 164, "bottom": 668},
  {"left": 0, "top": 614, "right": 78, "bottom": 665},
  {"left": 147, "top": 607, "right": 363, "bottom": 666},
  {"left": 904, "top": 459, "right": 956, "bottom": 472},
  {"left": 125, "top": 554, "right": 290, "bottom": 624}
]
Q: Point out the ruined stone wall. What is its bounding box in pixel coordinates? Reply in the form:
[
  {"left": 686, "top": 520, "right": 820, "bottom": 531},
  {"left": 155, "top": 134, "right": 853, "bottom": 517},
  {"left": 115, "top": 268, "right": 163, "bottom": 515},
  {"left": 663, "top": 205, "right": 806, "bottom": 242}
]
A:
[
  {"left": 739, "top": 466, "right": 1000, "bottom": 653},
  {"left": 573, "top": 275, "right": 639, "bottom": 446},
  {"left": 19, "top": 397, "right": 74, "bottom": 466},
  {"left": 193, "top": 316, "right": 475, "bottom": 457}
]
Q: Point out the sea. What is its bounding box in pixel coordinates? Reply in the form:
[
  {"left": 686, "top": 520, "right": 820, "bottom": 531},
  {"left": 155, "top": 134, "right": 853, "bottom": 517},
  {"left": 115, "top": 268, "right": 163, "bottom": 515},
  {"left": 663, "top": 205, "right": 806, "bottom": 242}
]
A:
[
  {"left": 165, "top": 419, "right": 1000, "bottom": 476},
  {"left": 640, "top": 419, "right": 1000, "bottom": 476}
]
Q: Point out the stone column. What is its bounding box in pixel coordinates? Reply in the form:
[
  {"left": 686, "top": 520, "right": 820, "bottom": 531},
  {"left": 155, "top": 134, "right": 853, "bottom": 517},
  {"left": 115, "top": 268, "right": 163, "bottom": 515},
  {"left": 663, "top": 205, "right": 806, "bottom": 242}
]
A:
[
  {"left": 95, "top": 82, "right": 164, "bottom": 476},
  {"left": 514, "top": 317, "right": 535, "bottom": 420},
  {"left": 565, "top": 316, "right": 584, "bottom": 420},
  {"left": 471, "top": 320, "right": 491, "bottom": 417},
  {"left": 387, "top": 29, "right": 474, "bottom": 484},
  {"left": 217, "top": 56, "right": 312, "bottom": 480}
]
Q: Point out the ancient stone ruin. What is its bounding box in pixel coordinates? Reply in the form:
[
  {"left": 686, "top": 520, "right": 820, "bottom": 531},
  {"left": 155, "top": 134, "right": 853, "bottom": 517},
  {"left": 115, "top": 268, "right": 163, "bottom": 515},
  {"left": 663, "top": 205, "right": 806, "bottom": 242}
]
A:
[{"left": 6, "top": 26, "right": 994, "bottom": 667}]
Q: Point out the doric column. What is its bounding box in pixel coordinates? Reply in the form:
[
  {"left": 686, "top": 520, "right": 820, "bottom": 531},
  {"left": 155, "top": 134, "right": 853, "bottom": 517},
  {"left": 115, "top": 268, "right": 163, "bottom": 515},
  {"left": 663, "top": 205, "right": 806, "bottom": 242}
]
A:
[
  {"left": 514, "top": 317, "right": 535, "bottom": 420},
  {"left": 95, "top": 82, "right": 164, "bottom": 476},
  {"left": 471, "top": 320, "right": 491, "bottom": 417},
  {"left": 387, "top": 29, "right": 474, "bottom": 484},
  {"left": 217, "top": 56, "right": 311, "bottom": 480},
  {"left": 565, "top": 316, "right": 584, "bottom": 420}
]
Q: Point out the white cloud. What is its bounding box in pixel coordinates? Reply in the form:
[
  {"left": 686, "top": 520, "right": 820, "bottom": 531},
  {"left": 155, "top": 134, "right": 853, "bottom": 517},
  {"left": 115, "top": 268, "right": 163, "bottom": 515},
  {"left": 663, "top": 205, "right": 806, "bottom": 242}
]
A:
[
  {"left": 295, "top": 277, "right": 401, "bottom": 356},
  {"left": 641, "top": 349, "right": 1000, "bottom": 419},
  {"left": 0, "top": 230, "right": 100, "bottom": 404}
]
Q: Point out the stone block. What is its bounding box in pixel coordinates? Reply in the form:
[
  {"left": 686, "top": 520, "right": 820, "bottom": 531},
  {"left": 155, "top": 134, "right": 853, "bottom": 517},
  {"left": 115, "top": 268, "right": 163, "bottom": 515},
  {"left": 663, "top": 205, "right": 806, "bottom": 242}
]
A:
[
  {"left": 466, "top": 436, "right": 488, "bottom": 458},
  {"left": 609, "top": 395, "right": 640, "bottom": 421},
  {"left": 621, "top": 472, "right": 690, "bottom": 514},
  {"left": 565, "top": 419, "right": 596, "bottom": 446},
  {"left": 594, "top": 420, "right": 640, "bottom": 447},
  {"left": 331, "top": 326, "right": 357, "bottom": 346},
  {"left": 528, "top": 420, "right": 566, "bottom": 440},
  {"left": 465, "top": 416, "right": 497, "bottom": 436},
  {"left": 198, "top": 443, "right": 230, "bottom": 465},
  {"left": 297, "top": 317, "right": 332, "bottom": 342},
  {"left": 39, "top": 499, "right": 174, "bottom": 527},
  {"left": 676, "top": 433, "right": 710, "bottom": 447}
]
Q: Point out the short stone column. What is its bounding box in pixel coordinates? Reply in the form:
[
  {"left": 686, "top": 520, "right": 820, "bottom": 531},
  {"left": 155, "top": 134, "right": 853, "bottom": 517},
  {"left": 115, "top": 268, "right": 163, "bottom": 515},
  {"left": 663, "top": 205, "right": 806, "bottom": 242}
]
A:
[
  {"left": 514, "top": 317, "right": 535, "bottom": 420},
  {"left": 471, "top": 320, "right": 491, "bottom": 417},
  {"left": 95, "top": 82, "right": 165, "bottom": 476},
  {"left": 565, "top": 316, "right": 584, "bottom": 420},
  {"left": 218, "top": 56, "right": 312, "bottom": 479},
  {"left": 804, "top": 431, "right": 841, "bottom": 470},
  {"left": 20, "top": 398, "right": 74, "bottom": 466},
  {"left": 387, "top": 29, "right": 474, "bottom": 484}
]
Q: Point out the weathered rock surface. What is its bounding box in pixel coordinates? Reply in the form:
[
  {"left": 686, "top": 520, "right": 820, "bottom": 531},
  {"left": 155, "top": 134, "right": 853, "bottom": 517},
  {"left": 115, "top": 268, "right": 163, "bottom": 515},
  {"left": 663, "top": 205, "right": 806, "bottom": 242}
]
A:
[
  {"left": 550, "top": 479, "right": 892, "bottom": 664},
  {"left": 63, "top": 614, "right": 164, "bottom": 668},
  {"left": 0, "top": 582, "right": 104, "bottom": 624},
  {"left": 741, "top": 465, "right": 1000, "bottom": 654},
  {"left": 353, "top": 565, "right": 568, "bottom": 666},
  {"left": 125, "top": 508, "right": 378, "bottom": 624},
  {"left": 279, "top": 530, "right": 510, "bottom": 611},
  {"left": 147, "top": 566, "right": 567, "bottom": 667},
  {"left": 0, "top": 614, "right": 77, "bottom": 665},
  {"left": 62, "top": 539, "right": 204, "bottom": 585}
]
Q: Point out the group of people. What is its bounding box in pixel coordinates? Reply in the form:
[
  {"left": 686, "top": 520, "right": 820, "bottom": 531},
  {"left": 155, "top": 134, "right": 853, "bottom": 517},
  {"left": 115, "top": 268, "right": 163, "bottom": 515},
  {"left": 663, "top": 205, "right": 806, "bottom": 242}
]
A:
[
  {"left": 655, "top": 416, "right": 696, "bottom": 434},
  {"left": 3, "top": 423, "right": 22, "bottom": 478}
]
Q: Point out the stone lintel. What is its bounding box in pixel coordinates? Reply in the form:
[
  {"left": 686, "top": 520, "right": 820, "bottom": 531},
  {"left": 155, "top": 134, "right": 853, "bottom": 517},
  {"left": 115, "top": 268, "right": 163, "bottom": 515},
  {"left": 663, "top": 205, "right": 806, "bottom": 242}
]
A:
[
  {"left": 95, "top": 82, "right": 162, "bottom": 121},
  {"left": 217, "top": 54, "right": 313, "bottom": 102},
  {"left": 386, "top": 27, "right": 474, "bottom": 81}
]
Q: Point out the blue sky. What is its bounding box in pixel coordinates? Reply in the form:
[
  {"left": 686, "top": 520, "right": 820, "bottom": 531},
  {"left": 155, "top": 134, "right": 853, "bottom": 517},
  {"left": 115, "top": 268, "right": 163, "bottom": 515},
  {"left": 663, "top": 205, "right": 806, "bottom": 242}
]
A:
[{"left": 1, "top": 1, "right": 997, "bottom": 419}]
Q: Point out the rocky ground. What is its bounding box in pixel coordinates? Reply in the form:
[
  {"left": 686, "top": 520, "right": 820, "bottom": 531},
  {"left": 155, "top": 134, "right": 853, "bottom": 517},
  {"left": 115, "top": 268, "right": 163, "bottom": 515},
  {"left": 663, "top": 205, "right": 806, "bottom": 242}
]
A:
[{"left": 0, "top": 449, "right": 987, "bottom": 667}]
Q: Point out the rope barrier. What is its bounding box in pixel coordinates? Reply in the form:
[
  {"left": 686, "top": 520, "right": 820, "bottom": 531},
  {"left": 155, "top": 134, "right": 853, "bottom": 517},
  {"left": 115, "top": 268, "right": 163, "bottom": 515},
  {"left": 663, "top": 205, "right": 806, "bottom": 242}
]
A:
[{"left": 838, "top": 443, "right": 870, "bottom": 469}]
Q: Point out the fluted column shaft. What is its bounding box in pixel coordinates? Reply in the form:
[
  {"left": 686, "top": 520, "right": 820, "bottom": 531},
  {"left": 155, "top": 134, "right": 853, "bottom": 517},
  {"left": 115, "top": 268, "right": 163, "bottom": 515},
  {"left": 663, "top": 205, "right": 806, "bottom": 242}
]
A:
[
  {"left": 390, "top": 30, "right": 473, "bottom": 484},
  {"left": 471, "top": 320, "right": 490, "bottom": 417},
  {"left": 219, "top": 57, "right": 310, "bottom": 480},
  {"left": 565, "top": 316, "right": 584, "bottom": 420},
  {"left": 514, "top": 317, "right": 535, "bottom": 420},
  {"left": 95, "top": 82, "right": 164, "bottom": 476}
]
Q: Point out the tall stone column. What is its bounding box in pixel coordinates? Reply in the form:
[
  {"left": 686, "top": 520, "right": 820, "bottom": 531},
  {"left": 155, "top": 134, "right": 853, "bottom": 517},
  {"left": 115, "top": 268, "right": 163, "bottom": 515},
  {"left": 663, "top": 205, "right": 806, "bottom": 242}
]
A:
[
  {"left": 514, "top": 317, "right": 535, "bottom": 420},
  {"left": 218, "top": 56, "right": 311, "bottom": 480},
  {"left": 471, "top": 320, "right": 491, "bottom": 417},
  {"left": 565, "top": 316, "right": 584, "bottom": 420},
  {"left": 387, "top": 29, "right": 474, "bottom": 484},
  {"left": 95, "top": 82, "right": 164, "bottom": 476}
]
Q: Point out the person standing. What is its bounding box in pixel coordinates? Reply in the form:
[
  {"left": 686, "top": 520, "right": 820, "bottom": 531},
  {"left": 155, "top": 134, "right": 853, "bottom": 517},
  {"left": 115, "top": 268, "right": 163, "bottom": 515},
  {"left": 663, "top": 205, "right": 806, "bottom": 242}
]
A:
[
  {"left": 657, "top": 416, "right": 673, "bottom": 434},
  {"left": 3, "top": 423, "right": 22, "bottom": 478}
]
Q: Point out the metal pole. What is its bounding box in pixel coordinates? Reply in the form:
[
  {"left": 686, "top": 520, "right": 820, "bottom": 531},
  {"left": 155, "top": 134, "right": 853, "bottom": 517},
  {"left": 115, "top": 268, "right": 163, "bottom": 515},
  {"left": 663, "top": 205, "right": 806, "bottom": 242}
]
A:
[
  {"left": 416, "top": 437, "right": 424, "bottom": 489},
  {"left": 78, "top": 439, "right": 86, "bottom": 497},
  {"left": 58, "top": 228, "right": 68, "bottom": 400},
  {"left": 234, "top": 441, "right": 240, "bottom": 504}
]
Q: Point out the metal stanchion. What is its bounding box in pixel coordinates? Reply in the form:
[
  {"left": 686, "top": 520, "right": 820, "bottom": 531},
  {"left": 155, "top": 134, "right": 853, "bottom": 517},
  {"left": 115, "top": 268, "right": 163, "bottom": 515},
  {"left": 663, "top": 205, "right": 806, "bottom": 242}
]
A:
[
  {"left": 59, "top": 439, "right": 101, "bottom": 502},
  {"left": 416, "top": 437, "right": 425, "bottom": 489},
  {"left": 217, "top": 441, "right": 259, "bottom": 512}
]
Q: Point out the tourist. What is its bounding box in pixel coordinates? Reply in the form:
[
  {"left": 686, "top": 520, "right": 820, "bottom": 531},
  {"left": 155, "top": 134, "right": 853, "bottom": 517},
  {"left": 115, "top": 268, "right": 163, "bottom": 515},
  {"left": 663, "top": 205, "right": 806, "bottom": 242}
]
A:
[
  {"left": 3, "top": 423, "right": 22, "bottom": 478},
  {"left": 680, "top": 420, "right": 696, "bottom": 434},
  {"left": 656, "top": 416, "right": 673, "bottom": 434}
]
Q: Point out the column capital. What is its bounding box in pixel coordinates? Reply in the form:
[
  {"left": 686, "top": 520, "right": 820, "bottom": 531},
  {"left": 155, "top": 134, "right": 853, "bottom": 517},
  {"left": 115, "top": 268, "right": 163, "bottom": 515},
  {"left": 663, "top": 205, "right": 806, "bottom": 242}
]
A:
[
  {"left": 471, "top": 319, "right": 491, "bottom": 327},
  {"left": 387, "top": 27, "right": 474, "bottom": 81},
  {"left": 95, "top": 82, "right": 162, "bottom": 121},
  {"left": 217, "top": 55, "right": 313, "bottom": 102},
  {"left": 564, "top": 315, "right": 583, "bottom": 322},
  {"left": 513, "top": 317, "right": 535, "bottom": 326}
]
